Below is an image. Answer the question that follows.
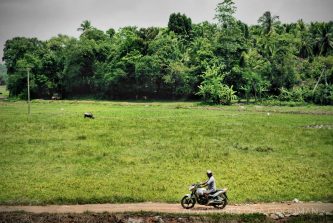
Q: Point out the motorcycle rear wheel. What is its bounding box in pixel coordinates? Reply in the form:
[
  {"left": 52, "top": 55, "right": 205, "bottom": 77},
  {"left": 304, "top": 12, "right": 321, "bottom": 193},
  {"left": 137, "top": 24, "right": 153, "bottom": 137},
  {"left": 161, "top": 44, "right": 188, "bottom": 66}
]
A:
[
  {"left": 181, "top": 196, "right": 196, "bottom": 209},
  {"left": 213, "top": 195, "right": 228, "bottom": 209}
]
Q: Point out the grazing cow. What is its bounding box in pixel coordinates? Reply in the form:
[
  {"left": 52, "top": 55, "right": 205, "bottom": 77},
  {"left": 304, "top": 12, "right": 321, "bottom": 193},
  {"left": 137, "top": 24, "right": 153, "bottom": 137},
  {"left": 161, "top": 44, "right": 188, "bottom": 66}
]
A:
[{"left": 84, "top": 112, "right": 94, "bottom": 119}]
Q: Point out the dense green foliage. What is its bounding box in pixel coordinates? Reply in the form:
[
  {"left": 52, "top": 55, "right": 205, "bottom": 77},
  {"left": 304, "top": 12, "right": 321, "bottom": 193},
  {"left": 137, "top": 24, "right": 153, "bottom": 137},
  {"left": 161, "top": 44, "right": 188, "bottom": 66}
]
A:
[
  {"left": 2, "top": 1, "right": 333, "bottom": 104},
  {"left": 0, "top": 101, "right": 332, "bottom": 204},
  {"left": 0, "top": 64, "right": 7, "bottom": 85}
]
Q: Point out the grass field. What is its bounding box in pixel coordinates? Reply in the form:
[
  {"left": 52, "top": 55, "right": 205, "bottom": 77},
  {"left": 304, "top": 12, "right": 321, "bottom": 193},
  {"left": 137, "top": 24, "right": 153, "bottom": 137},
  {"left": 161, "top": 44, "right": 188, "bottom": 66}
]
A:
[
  {"left": 0, "top": 100, "right": 332, "bottom": 205},
  {"left": 0, "top": 85, "right": 9, "bottom": 98}
]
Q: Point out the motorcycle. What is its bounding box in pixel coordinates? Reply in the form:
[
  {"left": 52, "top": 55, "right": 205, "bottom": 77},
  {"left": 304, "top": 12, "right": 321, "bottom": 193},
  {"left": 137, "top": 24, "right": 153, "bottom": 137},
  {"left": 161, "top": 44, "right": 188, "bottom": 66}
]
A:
[{"left": 181, "top": 183, "right": 228, "bottom": 209}]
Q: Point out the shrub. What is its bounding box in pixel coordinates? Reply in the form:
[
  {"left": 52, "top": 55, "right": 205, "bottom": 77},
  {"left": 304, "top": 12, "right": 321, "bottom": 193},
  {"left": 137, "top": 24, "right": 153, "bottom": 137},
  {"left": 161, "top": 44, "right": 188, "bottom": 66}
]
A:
[
  {"left": 278, "top": 87, "right": 305, "bottom": 102},
  {"left": 312, "top": 84, "right": 333, "bottom": 105},
  {"left": 197, "top": 81, "right": 237, "bottom": 105},
  {"left": 197, "top": 65, "right": 237, "bottom": 105},
  {"left": 278, "top": 85, "right": 333, "bottom": 105}
]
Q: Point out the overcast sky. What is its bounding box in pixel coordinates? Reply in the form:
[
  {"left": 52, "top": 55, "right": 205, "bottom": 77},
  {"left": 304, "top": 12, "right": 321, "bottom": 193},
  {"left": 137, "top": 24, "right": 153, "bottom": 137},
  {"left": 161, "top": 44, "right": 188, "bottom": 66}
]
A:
[{"left": 1, "top": 0, "right": 333, "bottom": 61}]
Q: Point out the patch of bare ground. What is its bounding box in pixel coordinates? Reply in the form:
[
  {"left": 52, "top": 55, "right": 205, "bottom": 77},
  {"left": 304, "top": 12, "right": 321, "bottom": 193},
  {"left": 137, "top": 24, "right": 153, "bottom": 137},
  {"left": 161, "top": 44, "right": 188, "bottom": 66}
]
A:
[
  {"left": 304, "top": 124, "right": 333, "bottom": 129},
  {"left": 259, "top": 110, "right": 333, "bottom": 115},
  {"left": 0, "top": 203, "right": 333, "bottom": 223},
  {"left": 0, "top": 202, "right": 332, "bottom": 216},
  {"left": 251, "top": 106, "right": 333, "bottom": 115}
]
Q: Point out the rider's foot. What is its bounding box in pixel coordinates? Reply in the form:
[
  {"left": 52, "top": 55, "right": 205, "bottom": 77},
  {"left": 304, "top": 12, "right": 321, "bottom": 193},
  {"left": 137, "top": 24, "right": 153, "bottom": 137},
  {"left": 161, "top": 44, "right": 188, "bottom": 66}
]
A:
[{"left": 207, "top": 199, "right": 214, "bottom": 205}]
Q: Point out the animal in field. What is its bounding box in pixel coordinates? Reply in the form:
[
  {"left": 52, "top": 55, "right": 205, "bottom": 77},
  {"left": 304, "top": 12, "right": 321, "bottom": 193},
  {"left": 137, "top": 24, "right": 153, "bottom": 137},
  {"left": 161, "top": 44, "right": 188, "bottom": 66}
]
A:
[{"left": 84, "top": 112, "right": 94, "bottom": 119}]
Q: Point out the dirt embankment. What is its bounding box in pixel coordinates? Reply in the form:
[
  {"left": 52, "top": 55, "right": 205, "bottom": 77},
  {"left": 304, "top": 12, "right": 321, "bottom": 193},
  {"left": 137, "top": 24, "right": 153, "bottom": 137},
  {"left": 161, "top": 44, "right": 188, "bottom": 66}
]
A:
[
  {"left": 0, "top": 202, "right": 333, "bottom": 222},
  {"left": 0, "top": 212, "right": 268, "bottom": 223}
]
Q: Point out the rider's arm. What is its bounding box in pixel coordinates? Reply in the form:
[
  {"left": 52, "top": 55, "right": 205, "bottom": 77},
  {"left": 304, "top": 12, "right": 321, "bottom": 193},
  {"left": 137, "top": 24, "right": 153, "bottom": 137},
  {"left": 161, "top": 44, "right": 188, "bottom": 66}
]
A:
[{"left": 205, "top": 177, "right": 213, "bottom": 185}]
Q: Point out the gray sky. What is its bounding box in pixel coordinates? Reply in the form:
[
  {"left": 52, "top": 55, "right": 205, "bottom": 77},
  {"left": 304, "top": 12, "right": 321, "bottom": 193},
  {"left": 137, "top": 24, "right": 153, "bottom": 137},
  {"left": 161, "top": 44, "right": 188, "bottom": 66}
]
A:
[{"left": 1, "top": 0, "right": 333, "bottom": 61}]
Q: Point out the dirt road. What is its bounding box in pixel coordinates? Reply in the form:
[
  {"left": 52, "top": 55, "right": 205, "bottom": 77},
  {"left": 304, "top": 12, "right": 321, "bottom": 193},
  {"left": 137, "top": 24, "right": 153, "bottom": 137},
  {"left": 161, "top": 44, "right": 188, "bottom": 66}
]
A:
[{"left": 0, "top": 202, "right": 332, "bottom": 215}]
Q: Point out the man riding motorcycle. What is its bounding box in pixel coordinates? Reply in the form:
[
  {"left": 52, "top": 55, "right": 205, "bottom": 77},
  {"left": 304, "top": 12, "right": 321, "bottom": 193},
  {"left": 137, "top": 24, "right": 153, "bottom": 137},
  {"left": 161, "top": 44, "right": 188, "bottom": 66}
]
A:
[
  {"left": 201, "top": 170, "right": 216, "bottom": 204},
  {"left": 180, "top": 170, "right": 228, "bottom": 209}
]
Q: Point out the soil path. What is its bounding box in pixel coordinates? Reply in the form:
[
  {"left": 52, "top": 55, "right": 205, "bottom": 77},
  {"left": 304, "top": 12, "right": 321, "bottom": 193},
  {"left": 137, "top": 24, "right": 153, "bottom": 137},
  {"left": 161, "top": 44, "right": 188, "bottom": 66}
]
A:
[{"left": 1, "top": 202, "right": 332, "bottom": 214}]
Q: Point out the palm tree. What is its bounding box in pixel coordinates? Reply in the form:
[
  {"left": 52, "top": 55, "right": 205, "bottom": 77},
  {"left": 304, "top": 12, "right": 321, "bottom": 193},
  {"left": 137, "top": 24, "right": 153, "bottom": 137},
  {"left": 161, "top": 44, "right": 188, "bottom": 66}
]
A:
[
  {"left": 77, "top": 20, "right": 92, "bottom": 33},
  {"left": 295, "top": 20, "right": 313, "bottom": 58},
  {"left": 299, "top": 34, "right": 313, "bottom": 58},
  {"left": 258, "top": 11, "right": 280, "bottom": 35},
  {"left": 315, "top": 22, "right": 333, "bottom": 56},
  {"left": 296, "top": 19, "right": 306, "bottom": 32}
]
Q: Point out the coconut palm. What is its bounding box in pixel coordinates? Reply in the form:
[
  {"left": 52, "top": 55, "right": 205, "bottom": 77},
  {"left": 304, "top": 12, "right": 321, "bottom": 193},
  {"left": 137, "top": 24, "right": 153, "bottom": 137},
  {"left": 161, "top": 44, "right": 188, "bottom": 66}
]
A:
[
  {"left": 258, "top": 11, "right": 280, "bottom": 35},
  {"left": 315, "top": 22, "right": 333, "bottom": 56},
  {"left": 77, "top": 20, "right": 92, "bottom": 33}
]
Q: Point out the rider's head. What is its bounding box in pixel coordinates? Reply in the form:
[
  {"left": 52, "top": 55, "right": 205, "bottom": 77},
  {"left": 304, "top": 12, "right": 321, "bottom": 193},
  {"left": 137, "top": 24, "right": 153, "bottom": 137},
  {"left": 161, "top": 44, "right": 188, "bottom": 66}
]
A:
[{"left": 207, "top": 170, "right": 213, "bottom": 178}]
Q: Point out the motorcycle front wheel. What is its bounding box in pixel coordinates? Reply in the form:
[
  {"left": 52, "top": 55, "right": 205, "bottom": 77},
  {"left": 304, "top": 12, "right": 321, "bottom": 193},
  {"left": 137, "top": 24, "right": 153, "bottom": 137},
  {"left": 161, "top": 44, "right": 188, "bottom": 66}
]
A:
[{"left": 181, "top": 196, "right": 196, "bottom": 209}]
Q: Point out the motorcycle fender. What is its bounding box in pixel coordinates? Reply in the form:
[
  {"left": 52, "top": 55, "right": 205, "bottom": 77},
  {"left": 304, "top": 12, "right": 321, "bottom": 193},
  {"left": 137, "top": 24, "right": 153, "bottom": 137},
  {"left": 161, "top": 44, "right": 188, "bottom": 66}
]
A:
[{"left": 184, "top": 194, "right": 193, "bottom": 198}]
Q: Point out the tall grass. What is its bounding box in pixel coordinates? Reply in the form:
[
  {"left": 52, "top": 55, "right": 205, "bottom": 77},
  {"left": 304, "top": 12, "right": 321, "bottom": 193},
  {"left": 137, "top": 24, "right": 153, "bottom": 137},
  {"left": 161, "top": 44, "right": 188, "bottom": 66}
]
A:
[{"left": 0, "top": 100, "right": 332, "bottom": 204}]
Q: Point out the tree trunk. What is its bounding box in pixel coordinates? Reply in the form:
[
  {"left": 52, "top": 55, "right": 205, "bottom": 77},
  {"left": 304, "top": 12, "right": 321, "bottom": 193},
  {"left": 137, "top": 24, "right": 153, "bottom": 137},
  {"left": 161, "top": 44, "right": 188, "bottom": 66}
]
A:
[{"left": 313, "top": 70, "right": 325, "bottom": 93}]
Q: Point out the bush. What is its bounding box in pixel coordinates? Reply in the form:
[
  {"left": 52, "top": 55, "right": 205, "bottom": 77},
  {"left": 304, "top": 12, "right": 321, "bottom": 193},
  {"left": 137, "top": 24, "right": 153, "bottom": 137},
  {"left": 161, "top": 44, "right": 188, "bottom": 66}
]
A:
[
  {"left": 312, "top": 84, "right": 333, "bottom": 105},
  {"left": 197, "top": 65, "right": 237, "bottom": 105},
  {"left": 197, "top": 80, "right": 237, "bottom": 105},
  {"left": 278, "top": 87, "right": 306, "bottom": 102},
  {"left": 278, "top": 85, "right": 333, "bottom": 105}
]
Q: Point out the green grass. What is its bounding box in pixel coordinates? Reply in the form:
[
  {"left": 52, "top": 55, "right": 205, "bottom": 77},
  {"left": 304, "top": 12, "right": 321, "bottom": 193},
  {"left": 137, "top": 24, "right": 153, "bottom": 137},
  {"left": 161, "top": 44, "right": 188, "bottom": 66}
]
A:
[
  {"left": 0, "top": 85, "right": 9, "bottom": 98},
  {"left": 0, "top": 100, "right": 332, "bottom": 205}
]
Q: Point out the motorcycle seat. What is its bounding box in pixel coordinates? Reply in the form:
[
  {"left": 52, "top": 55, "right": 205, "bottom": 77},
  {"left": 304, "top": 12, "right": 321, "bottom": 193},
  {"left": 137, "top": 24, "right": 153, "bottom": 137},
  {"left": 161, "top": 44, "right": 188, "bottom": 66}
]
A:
[{"left": 216, "top": 188, "right": 228, "bottom": 192}]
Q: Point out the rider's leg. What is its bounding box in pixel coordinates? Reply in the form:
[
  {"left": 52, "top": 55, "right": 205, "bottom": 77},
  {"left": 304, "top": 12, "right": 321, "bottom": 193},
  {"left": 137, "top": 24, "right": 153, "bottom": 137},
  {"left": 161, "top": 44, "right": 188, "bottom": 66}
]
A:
[{"left": 205, "top": 189, "right": 214, "bottom": 200}]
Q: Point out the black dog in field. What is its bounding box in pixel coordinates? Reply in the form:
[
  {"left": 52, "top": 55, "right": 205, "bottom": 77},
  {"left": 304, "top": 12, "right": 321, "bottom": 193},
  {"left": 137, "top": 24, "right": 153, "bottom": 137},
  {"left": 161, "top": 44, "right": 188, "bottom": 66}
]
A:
[{"left": 84, "top": 112, "right": 94, "bottom": 119}]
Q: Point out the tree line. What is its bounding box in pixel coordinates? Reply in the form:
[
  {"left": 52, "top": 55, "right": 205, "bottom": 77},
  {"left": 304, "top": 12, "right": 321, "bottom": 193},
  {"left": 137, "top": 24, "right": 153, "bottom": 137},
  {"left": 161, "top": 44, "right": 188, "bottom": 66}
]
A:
[
  {"left": 2, "top": 0, "right": 333, "bottom": 104},
  {"left": 0, "top": 64, "right": 7, "bottom": 85}
]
